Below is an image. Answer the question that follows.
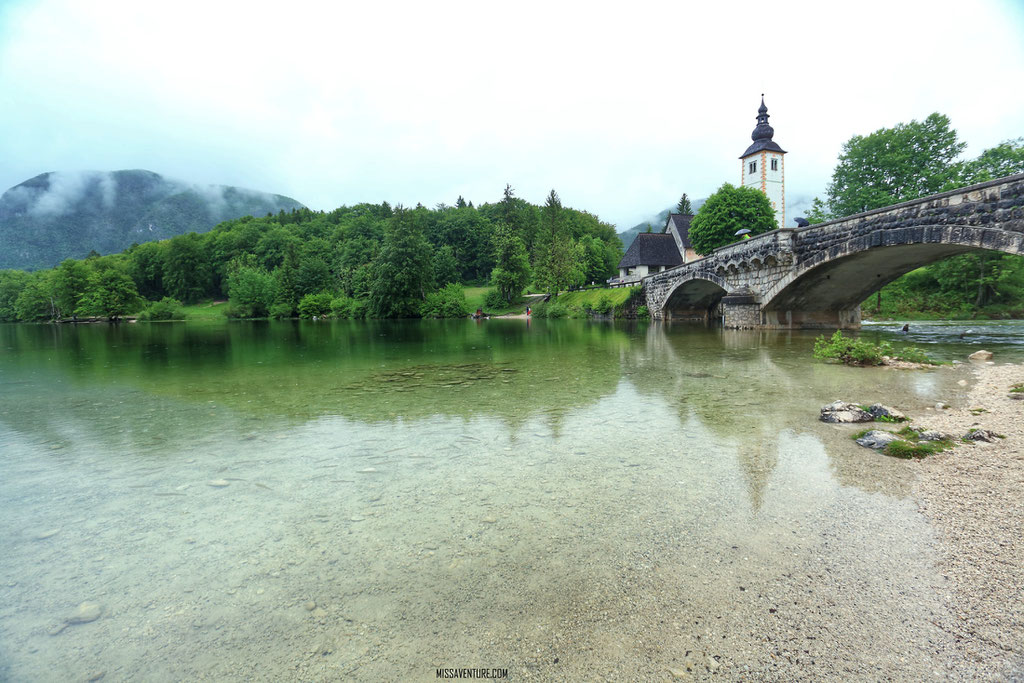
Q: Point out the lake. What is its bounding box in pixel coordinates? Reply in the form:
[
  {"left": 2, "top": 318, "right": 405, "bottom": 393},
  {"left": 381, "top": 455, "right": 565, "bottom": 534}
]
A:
[{"left": 1, "top": 319, "right": 1021, "bottom": 681}]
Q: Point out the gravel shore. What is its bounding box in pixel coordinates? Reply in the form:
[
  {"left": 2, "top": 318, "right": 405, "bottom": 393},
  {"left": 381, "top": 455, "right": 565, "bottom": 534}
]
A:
[{"left": 911, "top": 360, "right": 1024, "bottom": 679}]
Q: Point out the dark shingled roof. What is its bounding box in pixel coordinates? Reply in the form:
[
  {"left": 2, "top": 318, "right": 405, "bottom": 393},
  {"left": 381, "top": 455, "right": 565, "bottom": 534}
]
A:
[
  {"left": 665, "top": 213, "right": 693, "bottom": 248},
  {"left": 618, "top": 232, "right": 683, "bottom": 269}
]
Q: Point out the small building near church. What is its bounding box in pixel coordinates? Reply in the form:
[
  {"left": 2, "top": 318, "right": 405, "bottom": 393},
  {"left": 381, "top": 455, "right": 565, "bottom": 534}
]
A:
[
  {"left": 664, "top": 213, "right": 699, "bottom": 263},
  {"left": 616, "top": 232, "right": 683, "bottom": 282}
]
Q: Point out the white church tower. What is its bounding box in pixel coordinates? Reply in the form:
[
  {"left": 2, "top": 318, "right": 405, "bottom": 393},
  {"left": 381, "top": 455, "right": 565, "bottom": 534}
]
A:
[{"left": 740, "top": 96, "right": 786, "bottom": 228}]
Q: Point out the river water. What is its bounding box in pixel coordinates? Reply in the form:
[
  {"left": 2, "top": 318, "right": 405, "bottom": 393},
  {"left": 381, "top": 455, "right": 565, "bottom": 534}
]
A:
[{"left": 1, "top": 319, "right": 1021, "bottom": 681}]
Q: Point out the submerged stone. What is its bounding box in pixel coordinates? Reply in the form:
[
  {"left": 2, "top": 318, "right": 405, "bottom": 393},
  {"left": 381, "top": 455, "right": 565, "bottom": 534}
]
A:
[
  {"left": 820, "top": 401, "right": 873, "bottom": 423},
  {"left": 855, "top": 430, "right": 900, "bottom": 450}
]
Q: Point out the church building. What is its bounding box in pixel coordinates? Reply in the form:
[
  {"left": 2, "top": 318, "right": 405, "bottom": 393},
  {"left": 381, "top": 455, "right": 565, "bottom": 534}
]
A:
[
  {"left": 739, "top": 96, "right": 786, "bottom": 228},
  {"left": 614, "top": 97, "right": 787, "bottom": 283}
]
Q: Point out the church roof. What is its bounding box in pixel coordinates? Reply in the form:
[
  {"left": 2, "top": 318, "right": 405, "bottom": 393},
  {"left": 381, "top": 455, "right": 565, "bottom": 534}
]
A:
[
  {"left": 618, "top": 232, "right": 683, "bottom": 269},
  {"left": 665, "top": 213, "right": 693, "bottom": 248},
  {"left": 740, "top": 96, "right": 786, "bottom": 158}
]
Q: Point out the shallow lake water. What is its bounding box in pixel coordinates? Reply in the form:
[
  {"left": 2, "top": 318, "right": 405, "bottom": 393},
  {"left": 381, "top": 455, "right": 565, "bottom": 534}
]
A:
[{"left": 1, "top": 319, "right": 1021, "bottom": 681}]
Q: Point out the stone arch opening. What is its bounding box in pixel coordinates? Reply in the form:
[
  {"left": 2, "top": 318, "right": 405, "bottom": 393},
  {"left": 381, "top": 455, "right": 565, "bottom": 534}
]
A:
[
  {"left": 762, "top": 225, "right": 1024, "bottom": 328},
  {"left": 662, "top": 276, "right": 729, "bottom": 323}
]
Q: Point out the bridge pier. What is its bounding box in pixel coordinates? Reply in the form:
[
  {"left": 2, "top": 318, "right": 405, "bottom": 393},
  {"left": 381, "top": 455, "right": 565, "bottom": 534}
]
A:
[{"left": 761, "top": 307, "right": 861, "bottom": 330}]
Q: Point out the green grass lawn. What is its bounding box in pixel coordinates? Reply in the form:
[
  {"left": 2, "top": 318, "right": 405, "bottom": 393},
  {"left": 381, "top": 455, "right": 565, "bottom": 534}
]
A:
[
  {"left": 463, "top": 286, "right": 528, "bottom": 315},
  {"left": 549, "top": 287, "right": 634, "bottom": 310},
  {"left": 180, "top": 300, "right": 229, "bottom": 320}
]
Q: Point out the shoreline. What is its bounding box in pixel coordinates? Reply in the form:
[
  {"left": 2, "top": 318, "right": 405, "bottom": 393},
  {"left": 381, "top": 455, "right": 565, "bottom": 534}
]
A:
[{"left": 909, "top": 360, "right": 1024, "bottom": 677}]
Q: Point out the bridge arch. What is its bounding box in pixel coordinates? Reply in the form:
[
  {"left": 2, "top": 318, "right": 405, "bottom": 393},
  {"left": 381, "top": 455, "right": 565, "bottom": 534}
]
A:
[
  {"left": 660, "top": 272, "right": 729, "bottom": 322},
  {"left": 761, "top": 224, "right": 1024, "bottom": 327}
]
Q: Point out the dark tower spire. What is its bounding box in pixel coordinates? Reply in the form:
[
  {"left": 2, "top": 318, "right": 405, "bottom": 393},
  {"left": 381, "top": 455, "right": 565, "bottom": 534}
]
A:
[
  {"left": 751, "top": 94, "right": 774, "bottom": 142},
  {"left": 740, "top": 95, "right": 786, "bottom": 158}
]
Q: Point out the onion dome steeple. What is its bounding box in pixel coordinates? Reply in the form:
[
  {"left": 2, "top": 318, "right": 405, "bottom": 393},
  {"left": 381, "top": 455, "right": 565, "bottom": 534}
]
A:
[{"left": 740, "top": 95, "right": 786, "bottom": 158}]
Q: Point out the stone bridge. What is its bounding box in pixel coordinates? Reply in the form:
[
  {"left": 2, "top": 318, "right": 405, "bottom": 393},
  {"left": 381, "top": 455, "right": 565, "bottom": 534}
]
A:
[{"left": 643, "top": 173, "right": 1024, "bottom": 328}]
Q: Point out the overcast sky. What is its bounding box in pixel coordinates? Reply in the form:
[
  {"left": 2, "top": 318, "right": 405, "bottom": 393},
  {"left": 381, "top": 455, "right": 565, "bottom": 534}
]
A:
[{"left": 1, "top": 0, "right": 1022, "bottom": 229}]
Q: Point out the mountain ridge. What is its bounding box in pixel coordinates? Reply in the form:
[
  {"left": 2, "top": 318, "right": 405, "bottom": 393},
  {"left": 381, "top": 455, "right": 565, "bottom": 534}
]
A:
[{"left": 0, "top": 169, "right": 304, "bottom": 270}]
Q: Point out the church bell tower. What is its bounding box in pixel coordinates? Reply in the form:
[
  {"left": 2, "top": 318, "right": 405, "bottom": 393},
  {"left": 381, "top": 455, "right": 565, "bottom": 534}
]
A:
[{"left": 739, "top": 96, "right": 786, "bottom": 228}]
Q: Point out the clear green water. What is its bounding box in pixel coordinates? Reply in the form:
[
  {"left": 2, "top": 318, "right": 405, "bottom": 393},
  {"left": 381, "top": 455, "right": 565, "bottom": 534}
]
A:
[{"left": 0, "top": 320, "right": 1019, "bottom": 680}]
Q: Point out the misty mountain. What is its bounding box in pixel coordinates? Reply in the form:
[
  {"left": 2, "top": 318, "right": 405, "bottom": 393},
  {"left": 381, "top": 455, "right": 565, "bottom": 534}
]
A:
[
  {"left": 0, "top": 170, "right": 304, "bottom": 270},
  {"left": 618, "top": 198, "right": 706, "bottom": 250}
]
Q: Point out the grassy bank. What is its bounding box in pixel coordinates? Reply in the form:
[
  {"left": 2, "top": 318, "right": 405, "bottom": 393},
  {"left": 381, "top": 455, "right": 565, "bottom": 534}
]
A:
[{"left": 531, "top": 287, "right": 638, "bottom": 319}]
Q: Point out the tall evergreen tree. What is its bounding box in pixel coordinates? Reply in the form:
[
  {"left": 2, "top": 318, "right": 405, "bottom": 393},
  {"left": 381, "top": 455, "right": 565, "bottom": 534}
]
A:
[
  {"left": 676, "top": 193, "right": 693, "bottom": 215},
  {"left": 533, "top": 190, "right": 576, "bottom": 293},
  {"left": 369, "top": 207, "right": 434, "bottom": 318},
  {"left": 490, "top": 224, "right": 530, "bottom": 304}
]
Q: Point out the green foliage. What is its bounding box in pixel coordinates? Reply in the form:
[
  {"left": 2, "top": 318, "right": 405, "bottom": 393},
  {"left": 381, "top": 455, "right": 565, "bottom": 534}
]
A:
[
  {"left": 884, "top": 438, "right": 954, "bottom": 459},
  {"left": 432, "top": 245, "right": 460, "bottom": 287},
  {"left": 269, "top": 301, "right": 294, "bottom": 319},
  {"left": 689, "top": 183, "right": 777, "bottom": 255},
  {"left": 533, "top": 190, "right": 578, "bottom": 294},
  {"left": 813, "top": 330, "right": 936, "bottom": 365},
  {"left": 52, "top": 259, "right": 93, "bottom": 318},
  {"left": 1010, "top": 383, "right": 1024, "bottom": 394},
  {"left": 227, "top": 265, "right": 279, "bottom": 318},
  {"left": 421, "top": 283, "right": 470, "bottom": 318},
  {"left": 636, "top": 305, "right": 650, "bottom": 320},
  {"left": 0, "top": 270, "right": 32, "bottom": 321},
  {"left": 484, "top": 288, "right": 508, "bottom": 310},
  {"left": 961, "top": 137, "right": 1024, "bottom": 183},
  {"left": 490, "top": 223, "right": 530, "bottom": 304},
  {"left": 330, "top": 296, "right": 368, "bottom": 319},
  {"left": 824, "top": 113, "right": 966, "bottom": 217},
  {"left": 14, "top": 272, "right": 56, "bottom": 321},
  {"left": 812, "top": 330, "right": 886, "bottom": 365},
  {"left": 75, "top": 267, "right": 143, "bottom": 319},
  {"left": 163, "top": 233, "right": 212, "bottom": 303},
  {"left": 138, "top": 297, "right": 185, "bottom": 321},
  {"left": 0, "top": 186, "right": 624, "bottom": 323},
  {"left": 676, "top": 193, "right": 693, "bottom": 215},
  {"left": 369, "top": 208, "right": 434, "bottom": 318},
  {"left": 297, "top": 292, "right": 333, "bottom": 318}
]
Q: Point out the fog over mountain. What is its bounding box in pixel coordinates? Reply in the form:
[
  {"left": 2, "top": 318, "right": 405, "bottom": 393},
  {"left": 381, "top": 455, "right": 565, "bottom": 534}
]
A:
[{"left": 0, "top": 170, "right": 304, "bottom": 270}]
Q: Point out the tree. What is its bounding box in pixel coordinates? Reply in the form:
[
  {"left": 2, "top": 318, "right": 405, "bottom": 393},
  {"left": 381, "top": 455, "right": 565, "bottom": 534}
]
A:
[
  {"left": 51, "top": 259, "right": 93, "bottom": 318},
  {"left": 75, "top": 268, "right": 142, "bottom": 319},
  {"left": 432, "top": 245, "right": 459, "bottom": 287},
  {"left": 688, "top": 184, "right": 776, "bottom": 255},
  {"left": 369, "top": 207, "right": 434, "bottom": 318},
  {"left": 676, "top": 193, "right": 693, "bottom": 214},
  {"left": 0, "top": 270, "right": 32, "bottom": 321},
  {"left": 824, "top": 112, "right": 965, "bottom": 217},
  {"left": 490, "top": 223, "right": 531, "bottom": 303},
  {"left": 533, "top": 190, "right": 578, "bottom": 293},
  {"left": 962, "top": 138, "right": 1024, "bottom": 183},
  {"left": 14, "top": 271, "right": 57, "bottom": 321},
  {"left": 163, "top": 233, "right": 212, "bottom": 303},
  {"left": 227, "top": 262, "right": 279, "bottom": 318}
]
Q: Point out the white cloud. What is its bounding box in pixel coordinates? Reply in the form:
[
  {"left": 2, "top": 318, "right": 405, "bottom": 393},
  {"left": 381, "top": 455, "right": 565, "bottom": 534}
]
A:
[{"left": 0, "top": 0, "right": 1022, "bottom": 228}]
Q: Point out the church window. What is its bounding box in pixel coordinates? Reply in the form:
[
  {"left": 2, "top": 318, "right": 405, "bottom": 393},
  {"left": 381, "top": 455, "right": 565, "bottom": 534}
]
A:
[
  {"left": 748, "top": 161, "right": 756, "bottom": 174},
  {"left": 771, "top": 158, "right": 778, "bottom": 171}
]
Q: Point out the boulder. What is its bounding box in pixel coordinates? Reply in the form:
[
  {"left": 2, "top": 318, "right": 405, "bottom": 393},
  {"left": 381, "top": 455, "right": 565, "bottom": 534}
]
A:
[
  {"left": 868, "top": 403, "right": 906, "bottom": 421},
  {"left": 918, "top": 430, "right": 948, "bottom": 442},
  {"left": 968, "top": 350, "right": 993, "bottom": 361},
  {"left": 856, "top": 430, "right": 901, "bottom": 450},
  {"left": 963, "top": 429, "right": 1001, "bottom": 442},
  {"left": 820, "top": 401, "right": 873, "bottom": 424}
]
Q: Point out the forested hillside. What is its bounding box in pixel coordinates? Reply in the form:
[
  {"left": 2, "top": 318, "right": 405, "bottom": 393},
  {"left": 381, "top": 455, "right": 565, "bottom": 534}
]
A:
[
  {"left": 0, "top": 170, "right": 304, "bottom": 270},
  {"left": 0, "top": 187, "right": 622, "bottom": 322}
]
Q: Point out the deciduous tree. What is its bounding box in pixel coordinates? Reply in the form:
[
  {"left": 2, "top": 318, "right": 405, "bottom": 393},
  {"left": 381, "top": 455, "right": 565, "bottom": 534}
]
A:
[{"left": 689, "top": 184, "right": 776, "bottom": 255}]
